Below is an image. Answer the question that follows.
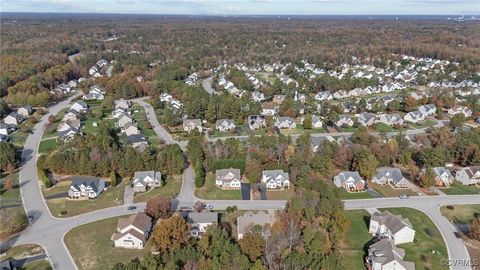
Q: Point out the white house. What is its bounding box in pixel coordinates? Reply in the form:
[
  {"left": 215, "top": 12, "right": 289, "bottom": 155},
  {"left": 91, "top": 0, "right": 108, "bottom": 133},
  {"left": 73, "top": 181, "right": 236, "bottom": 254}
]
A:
[
  {"left": 248, "top": 115, "right": 266, "bottom": 130},
  {"left": 251, "top": 91, "right": 265, "bottom": 102},
  {"left": 357, "top": 113, "right": 376, "bottom": 127},
  {"left": 431, "top": 167, "right": 454, "bottom": 187},
  {"left": 335, "top": 115, "right": 354, "bottom": 127},
  {"left": 112, "top": 212, "right": 152, "bottom": 249},
  {"left": 372, "top": 167, "right": 409, "bottom": 188},
  {"left": 275, "top": 117, "right": 296, "bottom": 129},
  {"left": 333, "top": 171, "right": 365, "bottom": 191},
  {"left": 183, "top": 119, "right": 203, "bottom": 133},
  {"left": 261, "top": 170, "right": 290, "bottom": 189},
  {"left": 376, "top": 114, "right": 404, "bottom": 126},
  {"left": 216, "top": 119, "right": 236, "bottom": 132},
  {"left": 17, "top": 106, "right": 33, "bottom": 117},
  {"left": 68, "top": 178, "right": 105, "bottom": 199},
  {"left": 70, "top": 101, "right": 88, "bottom": 114},
  {"left": 3, "top": 112, "right": 24, "bottom": 126},
  {"left": 448, "top": 105, "right": 472, "bottom": 118},
  {"left": 261, "top": 103, "right": 277, "bottom": 116},
  {"left": 403, "top": 111, "right": 425, "bottom": 123},
  {"left": 368, "top": 238, "right": 415, "bottom": 270},
  {"left": 455, "top": 166, "right": 480, "bottom": 185},
  {"left": 215, "top": 168, "right": 241, "bottom": 189},
  {"left": 133, "top": 171, "right": 162, "bottom": 193},
  {"left": 187, "top": 212, "right": 218, "bottom": 237},
  {"left": 418, "top": 104, "right": 436, "bottom": 116},
  {"left": 369, "top": 211, "right": 415, "bottom": 245},
  {"left": 315, "top": 91, "right": 333, "bottom": 101}
]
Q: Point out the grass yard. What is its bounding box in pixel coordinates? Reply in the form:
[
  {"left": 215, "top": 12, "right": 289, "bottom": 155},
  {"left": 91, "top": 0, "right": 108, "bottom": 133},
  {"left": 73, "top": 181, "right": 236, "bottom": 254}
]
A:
[
  {"left": 340, "top": 126, "right": 357, "bottom": 132},
  {"left": 369, "top": 183, "right": 417, "bottom": 197},
  {"left": 195, "top": 173, "right": 241, "bottom": 200},
  {"left": 0, "top": 172, "right": 20, "bottom": 203},
  {"left": 375, "top": 123, "right": 398, "bottom": 133},
  {"left": 134, "top": 175, "right": 182, "bottom": 202},
  {"left": 266, "top": 188, "right": 295, "bottom": 200},
  {"left": 45, "top": 180, "right": 126, "bottom": 217},
  {"left": 340, "top": 210, "right": 372, "bottom": 269},
  {"left": 39, "top": 138, "right": 57, "bottom": 154},
  {"left": 64, "top": 216, "right": 148, "bottom": 270},
  {"left": 440, "top": 205, "right": 480, "bottom": 224},
  {"left": 2, "top": 244, "right": 51, "bottom": 270},
  {"left": 379, "top": 208, "right": 448, "bottom": 270},
  {"left": 339, "top": 189, "right": 373, "bottom": 199},
  {"left": 441, "top": 181, "right": 480, "bottom": 195},
  {"left": 42, "top": 180, "right": 71, "bottom": 198},
  {"left": 279, "top": 127, "right": 324, "bottom": 136}
]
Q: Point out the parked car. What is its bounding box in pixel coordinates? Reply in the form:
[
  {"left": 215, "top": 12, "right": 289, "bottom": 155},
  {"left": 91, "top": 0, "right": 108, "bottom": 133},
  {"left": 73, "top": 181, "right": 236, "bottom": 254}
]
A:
[
  {"left": 399, "top": 194, "right": 409, "bottom": 199},
  {"left": 127, "top": 206, "right": 137, "bottom": 210},
  {"left": 205, "top": 204, "right": 213, "bottom": 209}
]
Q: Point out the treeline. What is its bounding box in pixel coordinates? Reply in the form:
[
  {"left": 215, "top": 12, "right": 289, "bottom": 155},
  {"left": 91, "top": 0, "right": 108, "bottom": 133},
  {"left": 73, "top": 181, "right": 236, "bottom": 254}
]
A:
[
  {"left": 38, "top": 123, "right": 184, "bottom": 178},
  {"left": 114, "top": 181, "right": 348, "bottom": 270}
]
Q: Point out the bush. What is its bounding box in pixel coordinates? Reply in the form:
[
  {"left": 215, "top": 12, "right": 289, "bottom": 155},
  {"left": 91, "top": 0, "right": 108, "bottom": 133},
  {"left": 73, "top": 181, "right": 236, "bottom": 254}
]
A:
[
  {"left": 446, "top": 205, "right": 454, "bottom": 210},
  {"left": 38, "top": 168, "right": 51, "bottom": 188},
  {"left": 194, "top": 163, "right": 205, "bottom": 188}
]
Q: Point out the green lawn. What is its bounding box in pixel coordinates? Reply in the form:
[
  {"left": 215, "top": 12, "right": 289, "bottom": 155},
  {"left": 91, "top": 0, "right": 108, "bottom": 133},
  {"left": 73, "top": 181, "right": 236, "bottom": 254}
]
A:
[
  {"left": 339, "top": 189, "right": 373, "bottom": 199},
  {"left": 0, "top": 172, "right": 20, "bottom": 202},
  {"left": 39, "top": 138, "right": 57, "bottom": 154},
  {"left": 441, "top": 182, "right": 480, "bottom": 195},
  {"left": 379, "top": 208, "right": 448, "bottom": 270},
  {"left": 369, "top": 183, "right": 417, "bottom": 197},
  {"left": 266, "top": 188, "right": 295, "bottom": 200},
  {"left": 375, "top": 123, "right": 398, "bottom": 133},
  {"left": 195, "top": 173, "right": 241, "bottom": 200},
  {"left": 134, "top": 175, "right": 182, "bottom": 203},
  {"left": 279, "top": 127, "right": 324, "bottom": 136},
  {"left": 3, "top": 244, "right": 51, "bottom": 270},
  {"left": 440, "top": 205, "right": 480, "bottom": 224},
  {"left": 340, "top": 126, "right": 357, "bottom": 132},
  {"left": 45, "top": 180, "right": 126, "bottom": 217},
  {"left": 340, "top": 210, "right": 372, "bottom": 269},
  {"left": 64, "top": 216, "right": 149, "bottom": 270}
]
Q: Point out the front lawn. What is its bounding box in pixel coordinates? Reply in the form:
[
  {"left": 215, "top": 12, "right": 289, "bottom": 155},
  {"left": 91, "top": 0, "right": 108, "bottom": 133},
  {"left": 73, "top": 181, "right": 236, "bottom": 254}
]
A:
[
  {"left": 375, "top": 123, "right": 399, "bottom": 133},
  {"left": 441, "top": 182, "right": 480, "bottom": 195},
  {"left": 39, "top": 138, "right": 57, "bottom": 154},
  {"left": 64, "top": 216, "right": 149, "bottom": 270},
  {"left": 369, "top": 183, "right": 417, "bottom": 197},
  {"left": 3, "top": 244, "right": 51, "bottom": 270},
  {"left": 45, "top": 180, "right": 126, "bottom": 217},
  {"left": 279, "top": 127, "right": 324, "bottom": 136},
  {"left": 440, "top": 205, "right": 480, "bottom": 224},
  {"left": 266, "top": 188, "right": 295, "bottom": 200},
  {"left": 195, "top": 173, "right": 241, "bottom": 200},
  {"left": 340, "top": 126, "right": 357, "bottom": 132},
  {"left": 378, "top": 208, "right": 448, "bottom": 270},
  {"left": 339, "top": 190, "right": 373, "bottom": 199},
  {"left": 134, "top": 175, "right": 182, "bottom": 203},
  {"left": 340, "top": 210, "right": 372, "bottom": 269}
]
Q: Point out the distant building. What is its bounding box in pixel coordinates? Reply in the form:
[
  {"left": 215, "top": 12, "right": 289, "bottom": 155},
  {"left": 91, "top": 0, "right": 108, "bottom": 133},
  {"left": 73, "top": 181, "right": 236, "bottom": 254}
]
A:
[
  {"left": 183, "top": 119, "right": 203, "bottom": 133},
  {"left": 216, "top": 119, "right": 236, "bottom": 132},
  {"left": 430, "top": 167, "right": 454, "bottom": 187},
  {"left": 455, "top": 166, "right": 480, "bottom": 185}
]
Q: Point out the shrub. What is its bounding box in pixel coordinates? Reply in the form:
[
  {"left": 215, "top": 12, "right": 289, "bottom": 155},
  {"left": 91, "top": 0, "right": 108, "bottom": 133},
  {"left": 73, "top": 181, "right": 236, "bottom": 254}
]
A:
[{"left": 38, "top": 168, "right": 51, "bottom": 188}]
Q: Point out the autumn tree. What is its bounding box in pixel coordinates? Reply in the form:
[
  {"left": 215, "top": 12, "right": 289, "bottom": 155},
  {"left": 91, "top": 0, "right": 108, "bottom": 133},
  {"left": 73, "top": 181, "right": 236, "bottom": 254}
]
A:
[
  {"left": 419, "top": 167, "right": 435, "bottom": 188},
  {"left": 469, "top": 217, "right": 480, "bottom": 241},
  {"left": 145, "top": 197, "right": 171, "bottom": 219},
  {"left": 152, "top": 215, "right": 189, "bottom": 253},
  {"left": 238, "top": 231, "right": 265, "bottom": 261},
  {"left": 303, "top": 114, "right": 312, "bottom": 129},
  {"left": 0, "top": 142, "right": 19, "bottom": 172}
]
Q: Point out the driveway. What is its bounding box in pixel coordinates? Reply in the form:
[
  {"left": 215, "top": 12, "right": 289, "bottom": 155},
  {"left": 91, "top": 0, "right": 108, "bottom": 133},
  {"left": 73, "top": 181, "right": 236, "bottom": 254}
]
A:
[
  {"left": 123, "top": 185, "right": 134, "bottom": 205},
  {"left": 202, "top": 77, "right": 220, "bottom": 95},
  {"left": 44, "top": 192, "right": 68, "bottom": 200}
]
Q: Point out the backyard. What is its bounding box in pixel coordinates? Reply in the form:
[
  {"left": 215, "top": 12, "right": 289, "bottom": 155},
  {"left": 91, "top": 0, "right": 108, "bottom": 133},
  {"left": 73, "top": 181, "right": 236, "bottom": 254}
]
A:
[
  {"left": 64, "top": 216, "right": 149, "bottom": 270},
  {"left": 340, "top": 210, "right": 372, "bottom": 270},
  {"left": 195, "top": 173, "right": 241, "bottom": 200},
  {"left": 379, "top": 208, "right": 448, "bottom": 270}
]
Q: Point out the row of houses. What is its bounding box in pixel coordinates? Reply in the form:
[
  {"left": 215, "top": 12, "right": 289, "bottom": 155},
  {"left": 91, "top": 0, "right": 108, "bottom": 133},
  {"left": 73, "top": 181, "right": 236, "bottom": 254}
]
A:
[
  {"left": 160, "top": 93, "right": 183, "bottom": 110},
  {"left": 0, "top": 106, "right": 33, "bottom": 141},
  {"left": 82, "top": 85, "right": 105, "bottom": 101},
  {"left": 215, "top": 168, "right": 290, "bottom": 190},
  {"left": 113, "top": 99, "right": 148, "bottom": 151},
  {"left": 88, "top": 59, "right": 109, "bottom": 78},
  {"left": 57, "top": 101, "right": 88, "bottom": 139}
]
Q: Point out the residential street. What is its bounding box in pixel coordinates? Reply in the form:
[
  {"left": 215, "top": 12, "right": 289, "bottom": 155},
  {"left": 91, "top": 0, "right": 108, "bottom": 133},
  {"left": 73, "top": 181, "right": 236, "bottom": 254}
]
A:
[
  {"left": 0, "top": 94, "right": 475, "bottom": 270},
  {"left": 202, "top": 76, "right": 220, "bottom": 95}
]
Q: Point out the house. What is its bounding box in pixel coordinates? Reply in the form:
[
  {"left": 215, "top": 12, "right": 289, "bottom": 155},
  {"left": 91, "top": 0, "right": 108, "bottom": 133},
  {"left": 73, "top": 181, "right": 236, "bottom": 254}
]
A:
[
  {"left": 3, "top": 112, "right": 24, "bottom": 126},
  {"left": 448, "top": 105, "right": 472, "bottom": 118},
  {"left": 133, "top": 171, "right": 162, "bottom": 193},
  {"left": 56, "top": 83, "right": 72, "bottom": 93},
  {"left": 335, "top": 115, "right": 354, "bottom": 127},
  {"left": 216, "top": 119, "right": 236, "bottom": 132},
  {"left": 117, "top": 114, "right": 133, "bottom": 128},
  {"left": 302, "top": 115, "right": 322, "bottom": 128},
  {"left": 237, "top": 211, "right": 277, "bottom": 239},
  {"left": 215, "top": 168, "right": 242, "bottom": 189},
  {"left": 261, "top": 170, "right": 290, "bottom": 189},
  {"left": 455, "top": 166, "right": 480, "bottom": 185},
  {"left": 17, "top": 106, "right": 33, "bottom": 117},
  {"left": 418, "top": 104, "right": 436, "bottom": 116},
  {"left": 68, "top": 79, "right": 78, "bottom": 88},
  {"left": 112, "top": 212, "right": 152, "bottom": 249},
  {"left": 57, "top": 119, "right": 81, "bottom": 139},
  {"left": 314, "top": 91, "right": 333, "bottom": 101},
  {"left": 251, "top": 91, "right": 265, "bottom": 102},
  {"left": 0, "top": 123, "right": 15, "bottom": 135},
  {"left": 123, "top": 122, "right": 140, "bottom": 136},
  {"left": 183, "top": 119, "right": 203, "bottom": 133},
  {"left": 357, "top": 113, "right": 376, "bottom": 127},
  {"left": 369, "top": 211, "right": 415, "bottom": 245},
  {"left": 376, "top": 114, "right": 404, "bottom": 126},
  {"left": 187, "top": 212, "right": 218, "bottom": 237},
  {"left": 127, "top": 134, "right": 149, "bottom": 152},
  {"left": 114, "top": 99, "right": 131, "bottom": 110},
  {"left": 431, "top": 167, "right": 454, "bottom": 187},
  {"left": 83, "top": 91, "right": 104, "bottom": 101},
  {"left": 310, "top": 136, "right": 337, "bottom": 152},
  {"left": 70, "top": 101, "right": 88, "bottom": 114},
  {"left": 368, "top": 238, "right": 415, "bottom": 270},
  {"left": 275, "top": 117, "right": 296, "bottom": 129},
  {"left": 333, "top": 171, "right": 365, "bottom": 191},
  {"left": 112, "top": 108, "right": 131, "bottom": 118},
  {"left": 273, "top": 95, "right": 286, "bottom": 104},
  {"left": 261, "top": 102, "right": 277, "bottom": 116},
  {"left": 333, "top": 90, "right": 348, "bottom": 99},
  {"left": 248, "top": 115, "right": 266, "bottom": 130},
  {"left": 68, "top": 177, "right": 106, "bottom": 199},
  {"left": 372, "top": 167, "right": 409, "bottom": 188},
  {"left": 403, "top": 111, "right": 425, "bottom": 123}
]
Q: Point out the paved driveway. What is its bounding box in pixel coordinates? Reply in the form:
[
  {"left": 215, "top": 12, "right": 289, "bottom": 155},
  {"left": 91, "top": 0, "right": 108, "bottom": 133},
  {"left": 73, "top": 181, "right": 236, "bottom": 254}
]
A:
[{"left": 123, "top": 185, "right": 134, "bottom": 205}]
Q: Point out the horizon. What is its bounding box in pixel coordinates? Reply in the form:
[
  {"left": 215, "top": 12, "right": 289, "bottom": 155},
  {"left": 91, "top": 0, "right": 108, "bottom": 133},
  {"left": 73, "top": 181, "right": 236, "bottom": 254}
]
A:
[{"left": 1, "top": 0, "right": 479, "bottom": 16}]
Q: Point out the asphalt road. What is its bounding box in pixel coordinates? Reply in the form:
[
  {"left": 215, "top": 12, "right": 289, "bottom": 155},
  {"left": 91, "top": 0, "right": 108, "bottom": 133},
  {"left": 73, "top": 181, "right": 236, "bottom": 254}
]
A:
[
  {"left": 202, "top": 76, "right": 220, "bottom": 95},
  {"left": 1, "top": 94, "right": 473, "bottom": 270}
]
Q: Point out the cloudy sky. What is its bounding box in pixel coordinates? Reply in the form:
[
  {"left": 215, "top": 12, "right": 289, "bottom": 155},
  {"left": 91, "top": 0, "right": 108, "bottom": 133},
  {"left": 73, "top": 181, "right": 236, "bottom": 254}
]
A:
[{"left": 1, "top": 0, "right": 479, "bottom": 15}]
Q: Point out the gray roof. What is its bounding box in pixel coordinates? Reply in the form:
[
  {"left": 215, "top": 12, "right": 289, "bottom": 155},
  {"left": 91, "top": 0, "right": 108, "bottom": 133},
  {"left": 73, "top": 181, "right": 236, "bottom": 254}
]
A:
[
  {"left": 216, "top": 119, "right": 235, "bottom": 126},
  {"left": 358, "top": 113, "right": 376, "bottom": 125},
  {"left": 183, "top": 119, "right": 202, "bottom": 128},
  {"left": 216, "top": 168, "right": 241, "bottom": 184},
  {"left": 187, "top": 212, "right": 218, "bottom": 224},
  {"left": 127, "top": 134, "right": 147, "bottom": 144},
  {"left": 370, "top": 210, "right": 413, "bottom": 234},
  {"left": 71, "top": 177, "right": 105, "bottom": 193},
  {"left": 134, "top": 171, "right": 161, "bottom": 183},
  {"left": 432, "top": 167, "right": 453, "bottom": 179},
  {"left": 368, "top": 238, "right": 415, "bottom": 270},
  {"left": 334, "top": 171, "right": 364, "bottom": 186},
  {"left": 374, "top": 167, "right": 406, "bottom": 185}
]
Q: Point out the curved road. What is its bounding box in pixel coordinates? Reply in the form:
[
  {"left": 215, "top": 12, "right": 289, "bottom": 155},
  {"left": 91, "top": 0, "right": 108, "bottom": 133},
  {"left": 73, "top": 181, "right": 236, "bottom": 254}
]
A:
[{"left": 0, "top": 94, "right": 474, "bottom": 270}]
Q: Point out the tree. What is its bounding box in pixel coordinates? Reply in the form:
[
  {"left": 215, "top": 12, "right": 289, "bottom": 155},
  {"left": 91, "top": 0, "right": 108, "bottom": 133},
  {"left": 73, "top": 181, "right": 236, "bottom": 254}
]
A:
[
  {"left": 0, "top": 142, "right": 18, "bottom": 172},
  {"left": 404, "top": 96, "right": 417, "bottom": 112},
  {"left": 239, "top": 231, "right": 265, "bottom": 261},
  {"left": 303, "top": 114, "right": 312, "bottom": 129},
  {"left": 3, "top": 176, "right": 15, "bottom": 190},
  {"left": 351, "top": 147, "right": 378, "bottom": 180},
  {"left": 145, "top": 197, "right": 171, "bottom": 219},
  {"left": 420, "top": 167, "right": 435, "bottom": 188},
  {"left": 450, "top": 114, "right": 465, "bottom": 129},
  {"left": 469, "top": 217, "right": 480, "bottom": 241},
  {"left": 194, "top": 163, "right": 205, "bottom": 188},
  {"left": 152, "top": 215, "right": 189, "bottom": 253},
  {"left": 110, "top": 171, "right": 118, "bottom": 186}
]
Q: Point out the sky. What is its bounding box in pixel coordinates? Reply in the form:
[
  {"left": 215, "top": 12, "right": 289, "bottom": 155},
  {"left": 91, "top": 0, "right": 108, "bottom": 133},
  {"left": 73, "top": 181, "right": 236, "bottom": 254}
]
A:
[{"left": 1, "top": 0, "right": 479, "bottom": 15}]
